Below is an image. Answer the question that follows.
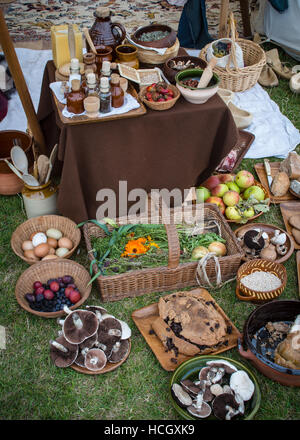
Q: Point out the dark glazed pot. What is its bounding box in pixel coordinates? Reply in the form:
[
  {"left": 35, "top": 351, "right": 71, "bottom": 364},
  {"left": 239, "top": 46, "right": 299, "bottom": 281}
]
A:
[
  {"left": 131, "top": 24, "right": 176, "bottom": 49},
  {"left": 239, "top": 300, "right": 300, "bottom": 387},
  {"left": 95, "top": 45, "right": 113, "bottom": 74},
  {"left": 163, "top": 56, "right": 207, "bottom": 84}
]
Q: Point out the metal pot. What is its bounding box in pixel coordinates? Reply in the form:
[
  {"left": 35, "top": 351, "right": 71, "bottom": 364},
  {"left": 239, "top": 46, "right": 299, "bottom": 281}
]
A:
[{"left": 239, "top": 300, "right": 300, "bottom": 387}]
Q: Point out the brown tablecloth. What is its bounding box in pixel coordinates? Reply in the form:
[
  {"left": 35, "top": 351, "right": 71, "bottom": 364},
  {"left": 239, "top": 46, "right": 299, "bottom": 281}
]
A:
[{"left": 37, "top": 60, "right": 238, "bottom": 223}]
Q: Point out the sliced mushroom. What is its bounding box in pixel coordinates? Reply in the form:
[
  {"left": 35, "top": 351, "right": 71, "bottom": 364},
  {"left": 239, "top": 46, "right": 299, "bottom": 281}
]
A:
[
  {"left": 108, "top": 339, "right": 130, "bottom": 363},
  {"left": 171, "top": 383, "right": 193, "bottom": 408},
  {"left": 49, "top": 335, "right": 78, "bottom": 368},
  {"left": 210, "top": 383, "right": 224, "bottom": 396},
  {"left": 199, "top": 366, "right": 211, "bottom": 383},
  {"left": 84, "top": 348, "right": 107, "bottom": 371},
  {"left": 180, "top": 379, "right": 200, "bottom": 396},
  {"left": 62, "top": 306, "right": 99, "bottom": 344},
  {"left": 206, "top": 360, "right": 238, "bottom": 374},
  {"left": 97, "top": 317, "right": 122, "bottom": 347},
  {"left": 229, "top": 370, "right": 255, "bottom": 401},
  {"left": 187, "top": 401, "right": 211, "bottom": 418},
  {"left": 212, "top": 393, "right": 240, "bottom": 420},
  {"left": 207, "top": 367, "right": 225, "bottom": 384}
]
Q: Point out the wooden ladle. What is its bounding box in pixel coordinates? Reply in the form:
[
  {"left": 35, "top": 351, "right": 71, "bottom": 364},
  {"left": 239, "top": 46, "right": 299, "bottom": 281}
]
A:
[{"left": 83, "top": 27, "right": 97, "bottom": 55}]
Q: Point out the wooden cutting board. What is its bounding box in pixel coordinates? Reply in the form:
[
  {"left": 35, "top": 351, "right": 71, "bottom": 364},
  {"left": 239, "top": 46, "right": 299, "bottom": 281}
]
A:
[
  {"left": 255, "top": 162, "right": 296, "bottom": 203},
  {"left": 131, "top": 288, "right": 241, "bottom": 371},
  {"left": 280, "top": 201, "right": 300, "bottom": 249}
]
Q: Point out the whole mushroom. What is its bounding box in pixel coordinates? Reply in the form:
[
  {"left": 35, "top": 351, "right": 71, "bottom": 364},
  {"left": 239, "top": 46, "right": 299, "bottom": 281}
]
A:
[
  {"left": 61, "top": 306, "right": 99, "bottom": 344},
  {"left": 229, "top": 370, "right": 255, "bottom": 402},
  {"left": 108, "top": 339, "right": 130, "bottom": 363},
  {"left": 49, "top": 335, "right": 78, "bottom": 368},
  {"left": 84, "top": 348, "right": 107, "bottom": 372}
]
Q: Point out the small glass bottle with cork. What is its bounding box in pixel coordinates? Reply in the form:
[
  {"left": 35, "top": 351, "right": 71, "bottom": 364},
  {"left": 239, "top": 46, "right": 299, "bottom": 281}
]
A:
[
  {"left": 99, "top": 76, "right": 111, "bottom": 114},
  {"left": 69, "top": 58, "right": 81, "bottom": 87},
  {"left": 100, "top": 60, "right": 112, "bottom": 82},
  {"left": 110, "top": 73, "right": 124, "bottom": 108},
  {"left": 67, "top": 79, "right": 85, "bottom": 114},
  {"left": 86, "top": 72, "right": 99, "bottom": 97}
]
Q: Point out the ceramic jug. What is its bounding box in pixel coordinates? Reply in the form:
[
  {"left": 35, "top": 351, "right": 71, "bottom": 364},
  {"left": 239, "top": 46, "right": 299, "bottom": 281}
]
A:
[{"left": 89, "top": 6, "right": 126, "bottom": 58}]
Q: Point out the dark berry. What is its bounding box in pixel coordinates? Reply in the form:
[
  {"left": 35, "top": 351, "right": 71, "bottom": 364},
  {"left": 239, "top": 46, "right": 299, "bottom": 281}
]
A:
[
  {"left": 35, "top": 286, "right": 45, "bottom": 296},
  {"left": 36, "top": 293, "right": 44, "bottom": 302},
  {"left": 62, "top": 275, "right": 74, "bottom": 285},
  {"left": 25, "top": 293, "right": 35, "bottom": 303}
]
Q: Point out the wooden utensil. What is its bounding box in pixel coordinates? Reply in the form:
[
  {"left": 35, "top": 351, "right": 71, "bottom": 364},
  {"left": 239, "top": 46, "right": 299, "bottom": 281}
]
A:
[
  {"left": 37, "top": 154, "right": 50, "bottom": 185},
  {"left": 45, "top": 144, "right": 58, "bottom": 184},
  {"left": 197, "top": 57, "right": 218, "bottom": 88},
  {"left": 297, "top": 251, "right": 300, "bottom": 298},
  {"left": 68, "top": 24, "right": 76, "bottom": 60},
  {"left": 82, "top": 27, "right": 97, "bottom": 55}
]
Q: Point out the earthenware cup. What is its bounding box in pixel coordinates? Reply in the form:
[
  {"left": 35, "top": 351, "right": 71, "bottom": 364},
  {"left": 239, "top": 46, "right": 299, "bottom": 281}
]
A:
[{"left": 84, "top": 96, "right": 100, "bottom": 118}]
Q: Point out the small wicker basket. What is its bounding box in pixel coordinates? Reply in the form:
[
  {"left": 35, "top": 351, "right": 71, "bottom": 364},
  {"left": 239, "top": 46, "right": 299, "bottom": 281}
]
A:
[
  {"left": 83, "top": 204, "right": 243, "bottom": 302},
  {"left": 134, "top": 38, "right": 180, "bottom": 65},
  {"left": 236, "top": 259, "right": 287, "bottom": 302},
  {"left": 15, "top": 259, "right": 92, "bottom": 318},
  {"left": 11, "top": 215, "right": 81, "bottom": 265},
  {"left": 139, "top": 84, "right": 180, "bottom": 111},
  {"left": 200, "top": 13, "right": 266, "bottom": 92}
]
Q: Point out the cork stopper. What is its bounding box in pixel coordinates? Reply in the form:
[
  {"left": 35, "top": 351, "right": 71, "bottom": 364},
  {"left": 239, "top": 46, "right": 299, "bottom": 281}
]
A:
[
  {"left": 71, "top": 79, "right": 81, "bottom": 91},
  {"left": 95, "top": 7, "right": 110, "bottom": 18},
  {"left": 70, "top": 58, "right": 79, "bottom": 70},
  {"left": 110, "top": 73, "right": 120, "bottom": 85},
  {"left": 83, "top": 52, "right": 96, "bottom": 64},
  {"left": 101, "top": 60, "right": 111, "bottom": 75},
  {"left": 87, "top": 72, "right": 96, "bottom": 85},
  {"left": 100, "top": 77, "right": 110, "bottom": 93}
]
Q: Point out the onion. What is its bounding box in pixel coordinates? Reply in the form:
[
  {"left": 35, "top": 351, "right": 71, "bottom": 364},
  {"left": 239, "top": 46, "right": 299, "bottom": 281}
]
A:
[
  {"left": 191, "top": 246, "right": 209, "bottom": 260},
  {"left": 208, "top": 241, "right": 227, "bottom": 257}
]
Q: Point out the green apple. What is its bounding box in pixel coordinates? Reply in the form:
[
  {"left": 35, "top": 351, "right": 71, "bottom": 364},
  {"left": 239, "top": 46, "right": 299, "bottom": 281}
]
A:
[
  {"left": 235, "top": 170, "right": 255, "bottom": 189},
  {"left": 223, "top": 190, "right": 240, "bottom": 207},
  {"left": 226, "top": 181, "right": 241, "bottom": 194},
  {"left": 242, "top": 206, "right": 255, "bottom": 218},
  {"left": 196, "top": 186, "right": 211, "bottom": 202},
  {"left": 211, "top": 183, "right": 229, "bottom": 198},
  {"left": 225, "top": 206, "right": 242, "bottom": 221},
  {"left": 243, "top": 185, "right": 265, "bottom": 202}
]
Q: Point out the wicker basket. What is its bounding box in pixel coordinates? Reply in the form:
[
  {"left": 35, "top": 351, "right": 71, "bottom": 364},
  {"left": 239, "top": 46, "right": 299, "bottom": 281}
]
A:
[
  {"left": 134, "top": 38, "right": 180, "bottom": 65},
  {"left": 15, "top": 259, "right": 92, "bottom": 318},
  {"left": 83, "top": 204, "right": 243, "bottom": 302},
  {"left": 11, "top": 215, "right": 81, "bottom": 265},
  {"left": 236, "top": 259, "right": 287, "bottom": 302},
  {"left": 200, "top": 13, "right": 266, "bottom": 92},
  {"left": 139, "top": 84, "right": 180, "bottom": 111}
]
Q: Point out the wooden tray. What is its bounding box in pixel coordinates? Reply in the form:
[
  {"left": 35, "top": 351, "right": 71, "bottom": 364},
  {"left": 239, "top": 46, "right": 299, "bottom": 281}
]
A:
[
  {"left": 70, "top": 339, "right": 131, "bottom": 375},
  {"left": 254, "top": 162, "right": 296, "bottom": 203},
  {"left": 216, "top": 130, "right": 255, "bottom": 173},
  {"left": 234, "top": 222, "right": 294, "bottom": 264},
  {"left": 131, "top": 288, "right": 241, "bottom": 372},
  {"left": 280, "top": 201, "right": 300, "bottom": 250},
  {"left": 51, "top": 83, "right": 147, "bottom": 125}
]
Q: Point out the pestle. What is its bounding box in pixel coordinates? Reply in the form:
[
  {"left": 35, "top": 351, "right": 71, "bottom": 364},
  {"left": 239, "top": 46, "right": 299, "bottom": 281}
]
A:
[
  {"left": 83, "top": 27, "right": 97, "bottom": 55},
  {"left": 197, "top": 57, "right": 218, "bottom": 89}
]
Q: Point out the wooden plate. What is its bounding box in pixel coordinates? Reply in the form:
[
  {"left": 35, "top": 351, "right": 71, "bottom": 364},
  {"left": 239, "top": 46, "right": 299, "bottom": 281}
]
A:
[
  {"left": 234, "top": 222, "right": 294, "bottom": 264},
  {"left": 131, "top": 288, "right": 241, "bottom": 372},
  {"left": 70, "top": 339, "right": 131, "bottom": 375},
  {"left": 280, "top": 201, "right": 300, "bottom": 249},
  {"left": 254, "top": 162, "right": 296, "bottom": 203}
]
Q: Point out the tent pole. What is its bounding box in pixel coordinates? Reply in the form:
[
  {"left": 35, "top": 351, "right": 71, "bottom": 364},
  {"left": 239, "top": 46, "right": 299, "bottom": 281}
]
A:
[{"left": 0, "top": 8, "right": 47, "bottom": 154}]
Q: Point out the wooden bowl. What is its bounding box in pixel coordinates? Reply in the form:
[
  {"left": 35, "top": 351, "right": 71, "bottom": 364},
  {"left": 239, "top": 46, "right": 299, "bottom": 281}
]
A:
[
  {"left": 11, "top": 215, "right": 81, "bottom": 265},
  {"left": 235, "top": 223, "right": 294, "bottom": 264},
  {"left": 15, "top": 259, "right": 91, "bottom": 318},
  {"left": 139, "top": 84, "right": 180, "bottom": 111},
  {"left": 163, "top": 56, "right": 207, "bottom": 84},
  {"left": 236, "top": 259, "right": 287, "bottom": 303},
  {"left": 131, "top": 24, "right": 176, "bottom": 49}
]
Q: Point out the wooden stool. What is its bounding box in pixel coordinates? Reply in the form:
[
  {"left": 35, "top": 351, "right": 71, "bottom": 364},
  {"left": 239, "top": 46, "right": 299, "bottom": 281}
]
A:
[{"left": 219, "top": 0, "right": 251, "bottom": 38}]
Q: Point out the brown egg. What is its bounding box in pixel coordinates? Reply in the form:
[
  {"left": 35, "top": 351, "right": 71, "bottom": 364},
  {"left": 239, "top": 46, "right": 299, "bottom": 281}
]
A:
[
  {"left": 47, "top": 237, "right": 58, "bottom": 249},
  {"left": 48, "top": 247, "right": 56, "bottom": 255},
  {"left": 42, "top": 254, "right": 58, "bottom": 261},
  {"left": 22, "top": 240, "right": 34, "bottom": 251},
  {"left": 58, "top": 237, "right": 73, "bottom": 250},
  {"left": 24, "top": 249, "right": 39, "bottom": 261},
  {"left": 34, "top": 243, "right": 50, "bottom": 258}
]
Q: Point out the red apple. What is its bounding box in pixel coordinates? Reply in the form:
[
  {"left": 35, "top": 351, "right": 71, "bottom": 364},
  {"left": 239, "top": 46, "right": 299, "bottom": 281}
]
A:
[
  {"left": 49, "top": 281, "right": 60, "bottom": 292},
  {"left": 219, "top": 173, "right": 235, "bottom": 184},
  {"left": 235, "top": 170, "right": 255, "bottom": 189},
  {"left": 206, "top": 197, "right": 226, "bottom": 214},
  {"left": 222, "top": 190, "right": 240, "bottom": 207},
  {"left": 33, "top": 281, "right": 43, "bottom": 290},
  {"left": 202, "top": 176, "right": 221, "bottom": 191},
  {"left": 211, "top": 184, "right": 229, "bottom": 198},
  {"left": 69, "top": 290, "right": 81, "bottom": 304}
]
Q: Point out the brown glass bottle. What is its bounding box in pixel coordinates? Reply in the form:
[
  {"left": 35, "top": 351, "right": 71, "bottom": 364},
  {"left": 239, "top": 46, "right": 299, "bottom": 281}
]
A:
[
  {"left": 110, "top": 73, "right": 124, "bottom": 108},
  {"left": 67, "top": 79, "right": 85, "bottom": 114}
]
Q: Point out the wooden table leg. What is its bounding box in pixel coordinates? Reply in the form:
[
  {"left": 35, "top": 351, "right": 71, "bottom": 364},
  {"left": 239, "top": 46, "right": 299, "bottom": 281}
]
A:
[
  {"left": 219, "top": 0, "right": 230, "bottom": 38},
  {"left": 239, "top": 0, "right": 252, "bottom": 37},
  {"left": 0, "top": 8, "right": 47, "bottom": 154}
]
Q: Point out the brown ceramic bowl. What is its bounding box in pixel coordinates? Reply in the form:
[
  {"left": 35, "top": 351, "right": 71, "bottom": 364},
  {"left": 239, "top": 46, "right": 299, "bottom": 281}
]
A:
[
  {"left": 163, "top": 56, "right": 207, "bottom": 84},
  {"left": 239, "top": 300, "right": 300, "bottom": 386},
  {"left": 131, "top": 24, "right": 176, "bottom": 49}
]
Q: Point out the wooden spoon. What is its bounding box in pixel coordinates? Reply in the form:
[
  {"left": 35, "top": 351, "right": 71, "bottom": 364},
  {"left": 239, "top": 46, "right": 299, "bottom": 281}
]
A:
[
  {"left": 83, "top": 27, "right": 97, "bottom": 55},
  {"left": 45, "top": 144, "right": 58, "bottom": 184},
  {"left": 197, "top": 57, "right": 218, "bottom": 89},
  {"left": 37, "top": 154, "right": 50, "bottom": 185}
]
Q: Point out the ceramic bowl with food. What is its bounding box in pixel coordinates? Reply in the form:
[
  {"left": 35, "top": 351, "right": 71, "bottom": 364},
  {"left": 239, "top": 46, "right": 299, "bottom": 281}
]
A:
[
  {"left": 175, "top": 68, "right": 220, "bottom": 104},
  {"left": 131, "top": 24, "right": 176, "bottom": 49},
  {"left": 170, "top": 355, "right": 261, "bottom": 420},
  {"left": 163, "top": 56, "right": 207, "bottom": 84}
]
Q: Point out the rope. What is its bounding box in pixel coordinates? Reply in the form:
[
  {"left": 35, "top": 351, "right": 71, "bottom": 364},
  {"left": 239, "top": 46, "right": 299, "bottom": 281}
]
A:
[{"left": 196, "top": 252, "right": 236, "bottom": 289}]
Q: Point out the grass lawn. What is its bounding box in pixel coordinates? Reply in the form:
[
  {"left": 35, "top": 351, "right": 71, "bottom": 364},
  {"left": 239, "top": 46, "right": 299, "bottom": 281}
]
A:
[{"left": 0, "top": 45, "right": 300, "bottom": 421}]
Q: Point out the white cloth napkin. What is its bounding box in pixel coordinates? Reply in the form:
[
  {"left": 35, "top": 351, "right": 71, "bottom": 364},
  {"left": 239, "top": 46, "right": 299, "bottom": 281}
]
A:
[{"left": 126, "top": 33, "right": 169, "bottom": 55}]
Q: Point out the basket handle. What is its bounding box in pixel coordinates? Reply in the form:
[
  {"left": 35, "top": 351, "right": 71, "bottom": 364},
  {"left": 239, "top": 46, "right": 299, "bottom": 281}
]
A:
[
  {"left": 164, "top": 223, "right": 181, "bottom": 269},
  {"left": 225, "top": 12, "right": 240, "bottom": 72},
  {"left": 235, "top": 285, "right": 257, "bottom": 302}
]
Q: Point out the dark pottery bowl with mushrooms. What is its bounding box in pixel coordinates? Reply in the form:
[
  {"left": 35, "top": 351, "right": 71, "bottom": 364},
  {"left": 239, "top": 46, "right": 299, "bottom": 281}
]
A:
[
  {"left": 162, "top": 56, "right": 207, "bottom": 84},
  {"left": 239, "top": 300, "right": 300, "bottom": 387},
  {"left": 170, "top": 355, "right": 261, "bottom": 420}
]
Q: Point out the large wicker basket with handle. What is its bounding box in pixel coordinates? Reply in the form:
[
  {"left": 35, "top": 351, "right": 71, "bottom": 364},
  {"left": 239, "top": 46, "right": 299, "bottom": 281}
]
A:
[
  {"left": 200, "top": 13, "right": 266, "bottom": 92},
  {"left": 83, "top": 204, "right": 243, "bottom": 302}
]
